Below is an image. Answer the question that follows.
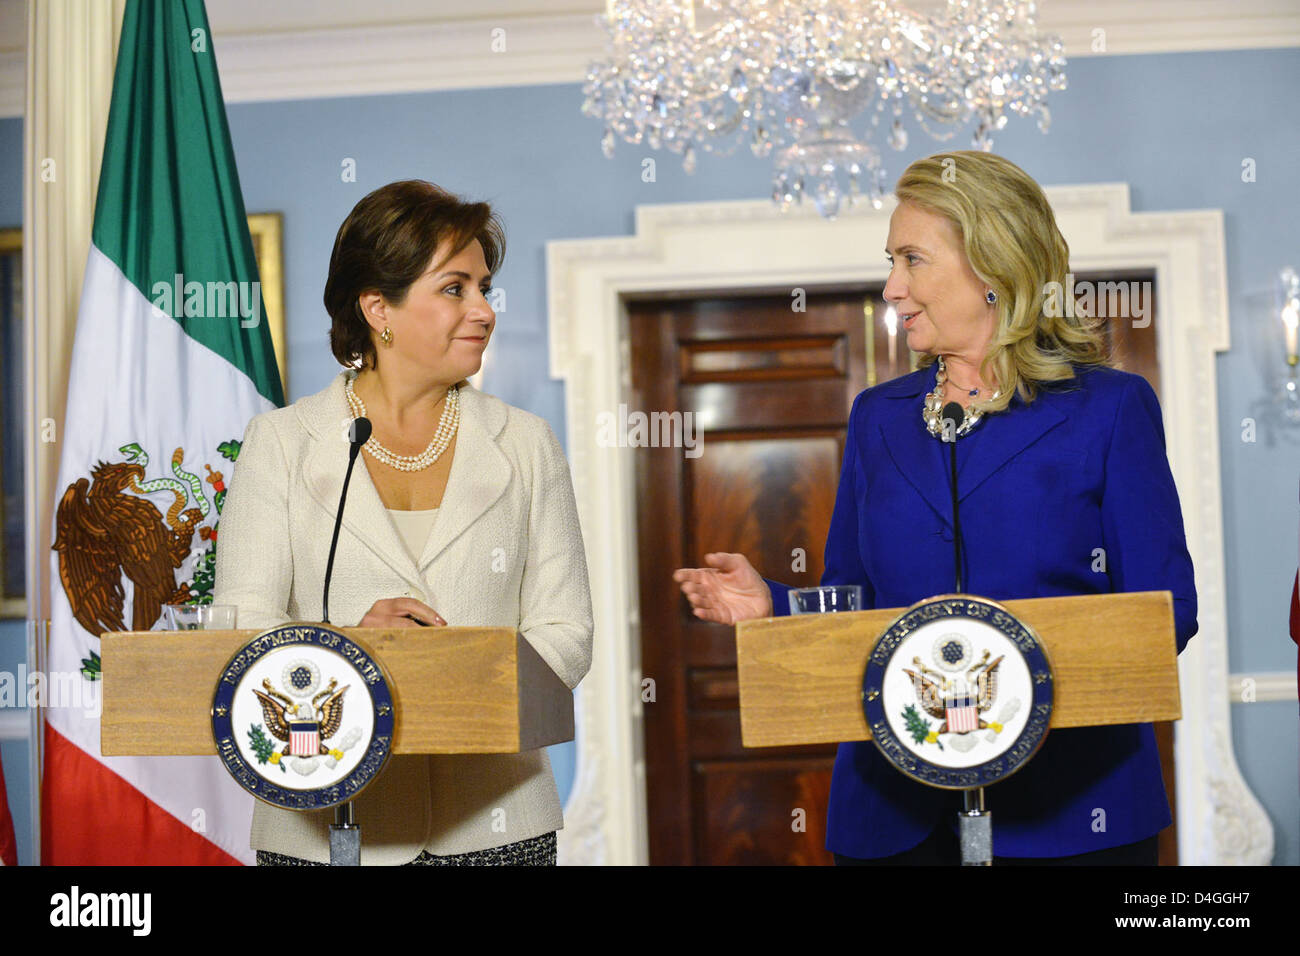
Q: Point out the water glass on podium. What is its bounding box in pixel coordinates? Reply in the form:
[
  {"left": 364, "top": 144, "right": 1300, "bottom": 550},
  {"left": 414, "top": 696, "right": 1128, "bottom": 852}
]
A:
[
  {"left": 164, "top": 604, "right": 237, "bottom": 630},
  {"left": 788, "top": 585, "right": 862, "bottom": 615}
]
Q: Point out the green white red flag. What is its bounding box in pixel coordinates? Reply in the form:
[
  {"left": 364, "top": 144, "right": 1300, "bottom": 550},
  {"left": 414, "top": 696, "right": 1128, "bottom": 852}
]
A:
[{"left": 43, "top": 0, "right": 283, "bottom": 864}]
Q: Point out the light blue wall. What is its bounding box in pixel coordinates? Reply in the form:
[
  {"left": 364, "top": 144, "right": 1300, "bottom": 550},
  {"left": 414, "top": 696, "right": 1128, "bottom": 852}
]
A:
[
  {"left": 0, "top": 113, "right": 31, "bottom": 867},
  {"left": 0, "top": 113, "right": 31, "bottom": 866},
  {"left": 2, "top": 47, "right": 1297, "bottom": 864}
]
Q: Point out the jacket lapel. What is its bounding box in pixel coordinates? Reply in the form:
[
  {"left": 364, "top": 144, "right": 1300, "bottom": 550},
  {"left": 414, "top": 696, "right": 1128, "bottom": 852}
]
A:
[
  {"left": 416, "top": 385, "right": 510, "bottom": 571},
  {"left": 875, "top": 365, "right": 1068, "bottom": 526},
  {"left": 953, "top": 387, "right": 1066, "bottom": 502},
  {"left": 296, "top": 373, "right": 511, "bottom": 593},
  {"left": 876, "top": 368, "right": 953, "bottom": 524}
]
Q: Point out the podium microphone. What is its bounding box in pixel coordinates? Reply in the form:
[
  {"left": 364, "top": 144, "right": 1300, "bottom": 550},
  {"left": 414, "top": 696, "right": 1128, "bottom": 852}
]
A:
[
  {"left": 323, "top": 415, "right": 370, "bottom": 867},
  {"left": 322, "top": 416, "right": 371, "bottom": 625},
  {"left": 940, "top": 402, "right": 965, "bottom": 594},
  {"left": 940, "top": 400, "right": 991, "bottom": 866}
]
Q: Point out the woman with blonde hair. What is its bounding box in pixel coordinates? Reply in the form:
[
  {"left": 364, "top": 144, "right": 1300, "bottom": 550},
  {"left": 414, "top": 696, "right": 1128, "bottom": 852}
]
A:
[{"left": 675, "top": 151, "right": 1196, "bottom": 865}]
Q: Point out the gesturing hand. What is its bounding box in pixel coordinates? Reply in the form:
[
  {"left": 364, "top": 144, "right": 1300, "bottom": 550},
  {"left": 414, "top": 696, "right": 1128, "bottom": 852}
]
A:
[
  {"left": 672, "top": 552, "right": 773, "bottom": 625},
  {"left": 358, "top": 597, "right": 446, "bottom": 628}
]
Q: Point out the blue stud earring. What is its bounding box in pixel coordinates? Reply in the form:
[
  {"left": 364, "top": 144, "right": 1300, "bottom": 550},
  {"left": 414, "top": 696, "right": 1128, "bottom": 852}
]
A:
[{"left": 985, "top": 290, "right": 997, "bottom": 304}]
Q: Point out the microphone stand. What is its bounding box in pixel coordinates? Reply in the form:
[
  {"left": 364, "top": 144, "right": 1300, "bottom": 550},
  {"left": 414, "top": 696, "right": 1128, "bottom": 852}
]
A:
[
  {"left": 941, "top": 401, "right": 991, "bottom": 867},
  {"left": 324, "top": 416, "right": 370, "bottom": 867}
]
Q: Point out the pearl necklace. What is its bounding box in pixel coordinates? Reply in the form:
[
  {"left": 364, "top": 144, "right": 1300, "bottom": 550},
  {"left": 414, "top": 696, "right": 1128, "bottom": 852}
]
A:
[
  {"left": 344, "top": 372, "right": 460, "bottom": 472},
  {"left": 922, "top": 356, "right": 1000, "bottom": 439}
]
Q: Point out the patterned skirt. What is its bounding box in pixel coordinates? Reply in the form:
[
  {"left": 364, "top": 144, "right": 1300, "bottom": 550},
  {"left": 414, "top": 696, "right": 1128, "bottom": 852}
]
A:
[{"left": 255, "top": 831, "right": 556, "bottom": 866}]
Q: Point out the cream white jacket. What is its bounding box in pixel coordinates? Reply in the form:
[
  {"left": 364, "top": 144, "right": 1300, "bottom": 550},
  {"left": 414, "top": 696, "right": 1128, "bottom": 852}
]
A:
[{"left": 212, "top": 371, "right": 593, "bottom": 863}]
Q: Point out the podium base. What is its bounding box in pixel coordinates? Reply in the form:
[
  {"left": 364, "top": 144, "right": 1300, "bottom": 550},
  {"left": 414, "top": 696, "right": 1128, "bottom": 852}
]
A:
[
  {"left": 330, "top": 801, "right": 361, "bottom": 866},
  {"left": 959, "top": 789, "right": 992, "bottom": 866}
]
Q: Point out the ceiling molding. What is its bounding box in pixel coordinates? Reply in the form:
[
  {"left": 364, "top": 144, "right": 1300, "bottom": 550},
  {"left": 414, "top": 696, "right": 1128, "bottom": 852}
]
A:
[
  {"left": 211, "top": 14, "right": 602, "bottom": 106},
  {"left": 2, "top": 1, "right": 1298, "bottom": 119}
]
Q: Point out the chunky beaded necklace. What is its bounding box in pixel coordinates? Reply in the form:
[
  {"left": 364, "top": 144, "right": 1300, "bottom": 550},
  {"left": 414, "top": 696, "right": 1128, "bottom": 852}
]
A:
[
  {"left": 921, "top": 356, "right": 1000, "bottom": 440},
  {"left": 344, "top": 372, "right": 459, "bottom": 472}
]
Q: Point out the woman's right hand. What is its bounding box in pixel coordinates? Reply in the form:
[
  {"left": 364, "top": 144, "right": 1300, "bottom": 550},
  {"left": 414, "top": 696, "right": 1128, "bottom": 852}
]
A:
[
  {"left": 358, "top": 597, "right": 446, "bottom": 628},
  {"left": 672, "top": 552, "right": 773, "bottom": 624}
]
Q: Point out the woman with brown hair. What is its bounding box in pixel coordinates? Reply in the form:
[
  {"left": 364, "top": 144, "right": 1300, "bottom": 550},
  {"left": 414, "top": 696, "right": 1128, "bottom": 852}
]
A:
[{"left": 214, "top": 181, "right": 593, "bottom": 865}]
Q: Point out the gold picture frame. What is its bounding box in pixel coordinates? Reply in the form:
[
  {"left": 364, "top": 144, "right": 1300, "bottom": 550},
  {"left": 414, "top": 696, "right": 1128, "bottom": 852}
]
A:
[
  {"left": 247, "top": 212, "right": 288, "bottom": 398},
  {"left": 0, "top": 214, "right": 286, "bottom": 619}
]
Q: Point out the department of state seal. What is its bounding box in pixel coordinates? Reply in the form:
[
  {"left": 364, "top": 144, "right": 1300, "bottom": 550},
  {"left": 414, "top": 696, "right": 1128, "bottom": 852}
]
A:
[
  {"left": 211, "top": 622, "right": 395, "bottom": 810},
  {"left": 863, "top": 595, "right": 1054, "bottom": 789}
]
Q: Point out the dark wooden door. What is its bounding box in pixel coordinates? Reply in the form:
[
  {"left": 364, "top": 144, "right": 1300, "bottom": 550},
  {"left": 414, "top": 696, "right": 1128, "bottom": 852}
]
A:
[
  {"left": 630, "top": 289, "right": 870, "bottom": 865},
  {"left": 632, "top": 272, "right": 1174, "bottom": 865}
]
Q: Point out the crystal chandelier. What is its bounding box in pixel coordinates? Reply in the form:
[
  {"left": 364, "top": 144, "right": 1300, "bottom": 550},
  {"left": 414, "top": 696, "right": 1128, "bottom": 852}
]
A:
[{"left": 582, "top": 0, "right": 1067, "bottom": 218}]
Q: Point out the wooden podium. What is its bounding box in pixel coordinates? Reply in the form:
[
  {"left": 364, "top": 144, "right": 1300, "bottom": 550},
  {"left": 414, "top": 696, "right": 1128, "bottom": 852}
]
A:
[
  {"left": 99, "top": 626, "right": 574, "bottom": 757},
  {"left": 735, "top": 590, "right": 1181, "bottom": 749}
]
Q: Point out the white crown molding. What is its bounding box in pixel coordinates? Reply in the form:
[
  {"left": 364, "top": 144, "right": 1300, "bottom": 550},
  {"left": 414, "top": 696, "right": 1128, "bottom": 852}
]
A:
[
  {"left": 1044, "top": 0, "right": 1300, "bottom": 55},
  {"left": 3, "top": 2, "right": 1299, "bottom": 119},
  {"left": 548, "top": 184, "right": 1272, "bottom": 866},
  {"left": 209, "top": 14, "right": 603, "bottom": 106}
]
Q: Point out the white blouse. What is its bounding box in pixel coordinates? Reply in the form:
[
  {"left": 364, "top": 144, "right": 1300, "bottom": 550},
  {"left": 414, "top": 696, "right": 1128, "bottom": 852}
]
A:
[{"left": 386, "top": 506, "right": 439, "bottom": 565}]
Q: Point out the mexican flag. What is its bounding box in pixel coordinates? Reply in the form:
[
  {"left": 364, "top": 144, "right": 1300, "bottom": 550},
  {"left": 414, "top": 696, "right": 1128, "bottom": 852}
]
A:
[{"left": 43, "top": 0, "right": 283, "bottom": 865}]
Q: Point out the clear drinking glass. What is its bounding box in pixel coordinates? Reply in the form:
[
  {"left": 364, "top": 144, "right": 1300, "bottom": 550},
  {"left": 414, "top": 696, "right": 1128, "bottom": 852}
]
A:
[
  {"left": 164, "top": 604, "right": 237, "bottom": 630},
  {"left": 788, "top": 585, "right": 863, "bottom": 615}
]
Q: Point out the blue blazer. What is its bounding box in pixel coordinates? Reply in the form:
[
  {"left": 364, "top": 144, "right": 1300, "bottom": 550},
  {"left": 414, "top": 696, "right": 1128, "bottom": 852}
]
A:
[{"left": 767, "top": 363, "right": 1197, "bottom": 859}]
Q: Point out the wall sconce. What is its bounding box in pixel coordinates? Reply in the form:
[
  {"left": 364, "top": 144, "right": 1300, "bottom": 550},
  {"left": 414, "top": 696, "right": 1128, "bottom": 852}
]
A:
[{"left": 1280, "top": 267, "right": 1300, "bottom": 423}]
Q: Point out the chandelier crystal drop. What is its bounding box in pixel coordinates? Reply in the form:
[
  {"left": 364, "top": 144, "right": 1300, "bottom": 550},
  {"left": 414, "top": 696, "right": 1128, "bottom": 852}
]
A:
[{"left": 583, "top": 1, "right": 1067, "bottom": 219}]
